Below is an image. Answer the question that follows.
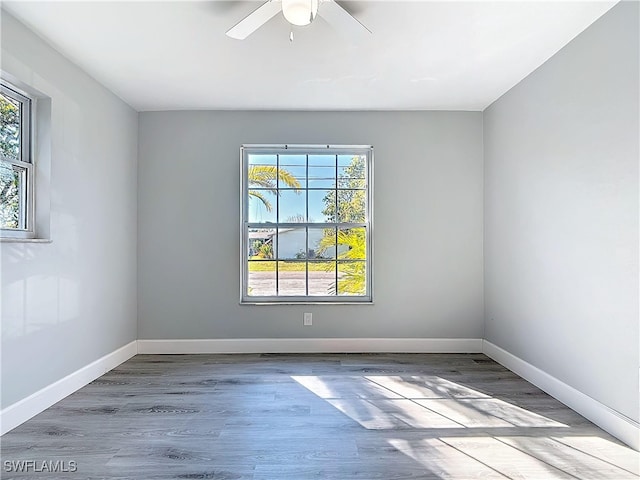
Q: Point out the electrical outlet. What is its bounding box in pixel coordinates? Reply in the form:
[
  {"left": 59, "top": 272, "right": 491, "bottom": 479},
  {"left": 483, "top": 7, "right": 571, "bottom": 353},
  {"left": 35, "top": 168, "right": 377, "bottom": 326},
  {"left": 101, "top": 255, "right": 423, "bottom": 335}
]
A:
[{"left": 303, "top": 312, "right": 312, "bottom": 326}]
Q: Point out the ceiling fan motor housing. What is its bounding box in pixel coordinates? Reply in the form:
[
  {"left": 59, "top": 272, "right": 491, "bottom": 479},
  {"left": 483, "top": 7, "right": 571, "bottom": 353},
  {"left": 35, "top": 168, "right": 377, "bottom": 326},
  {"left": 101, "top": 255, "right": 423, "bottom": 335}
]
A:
[{"left": 282, "top": 0, "right": 319, "bottom": 26}]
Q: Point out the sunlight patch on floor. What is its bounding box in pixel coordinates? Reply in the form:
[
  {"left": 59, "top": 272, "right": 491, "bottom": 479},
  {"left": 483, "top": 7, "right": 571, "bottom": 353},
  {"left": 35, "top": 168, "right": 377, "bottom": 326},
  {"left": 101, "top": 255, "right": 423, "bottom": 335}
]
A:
[
  {"left": 366, "top": 375, "right": 492, "bottom": 399},
  {"left": 292, "top": 374, "right": 568, "bottom": 430},
  {"left": 498, "top": 436, "right": 640, "bottom": 479},
  {"left": 414, "top": 398, "right": 567, "bottom": 428},
  {"left": 551, "top": 436, "right": 640, "bottom": 476},
  {"left": 291, "top": 375, "right": 402, "bottom": 400},
  {"left": 388, "top": 438, "right": 509, "bottom": 479},
  {"left": 439, "top": 436, "right": 576, "bottom": 479},
  {"left": 325, "top": 399, "right": 410, "bottom": 429}
]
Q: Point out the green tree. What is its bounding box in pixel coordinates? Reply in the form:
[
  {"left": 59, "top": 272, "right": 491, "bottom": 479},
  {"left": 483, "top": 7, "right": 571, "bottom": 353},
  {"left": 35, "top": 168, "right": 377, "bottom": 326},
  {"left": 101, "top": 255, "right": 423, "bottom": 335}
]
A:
[
  {"left": 320, "top": 155, "right": 367, "bottom": 295},
  {"left": 258, "top": 242, "right": 273, "bottom": 259},
  {"left": 0, "top": 94, "right": 20, "bottom": 160},
  {"left": 319, "top": 227, "right": 366, "bottom": 295},
  {"left": 321, "top": 155, "right": 366, "bottom": 223},
  {"left": 0, "top": 94, "right": 20, "bottom": 228},
  {"left": 248, "top": 165, "right": 300, "bottom": 212},
  {"left": 0, "top": 164, "right": 19, "bottom": 228}
]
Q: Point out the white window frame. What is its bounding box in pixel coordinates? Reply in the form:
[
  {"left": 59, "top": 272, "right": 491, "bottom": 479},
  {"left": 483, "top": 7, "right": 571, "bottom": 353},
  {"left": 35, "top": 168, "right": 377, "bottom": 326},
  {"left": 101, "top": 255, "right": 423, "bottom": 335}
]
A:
[
  {"left": 240, "top": 144, "right": 374, "bottom": 304},
  {"left": 1, "top": 81, "right": 34, "bottom": 239}
]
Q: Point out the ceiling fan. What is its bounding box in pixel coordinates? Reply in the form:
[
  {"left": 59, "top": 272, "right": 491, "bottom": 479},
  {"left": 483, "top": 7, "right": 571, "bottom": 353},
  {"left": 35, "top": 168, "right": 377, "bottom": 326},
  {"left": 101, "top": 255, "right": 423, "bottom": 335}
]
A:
[{"left": 226, "top": 0, "right": 371, "bottom": 40}]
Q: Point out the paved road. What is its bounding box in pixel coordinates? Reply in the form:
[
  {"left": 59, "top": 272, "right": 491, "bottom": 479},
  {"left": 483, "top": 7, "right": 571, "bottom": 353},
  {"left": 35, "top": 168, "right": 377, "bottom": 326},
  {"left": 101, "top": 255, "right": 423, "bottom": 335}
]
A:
[{"left": 249, "top": 271, "right": 340, "bottom": 296}]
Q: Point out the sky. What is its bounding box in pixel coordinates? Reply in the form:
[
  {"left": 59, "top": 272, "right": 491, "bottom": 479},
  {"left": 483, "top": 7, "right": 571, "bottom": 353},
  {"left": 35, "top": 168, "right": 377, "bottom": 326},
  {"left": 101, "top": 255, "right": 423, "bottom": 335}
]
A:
[{"left": 248, "top": 154, "right": 362, "bottom": 224}]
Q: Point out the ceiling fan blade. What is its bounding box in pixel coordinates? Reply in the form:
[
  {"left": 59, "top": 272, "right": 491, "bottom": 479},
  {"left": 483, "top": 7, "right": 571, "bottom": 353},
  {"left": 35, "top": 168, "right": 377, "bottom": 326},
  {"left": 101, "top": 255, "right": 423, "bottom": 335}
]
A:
[
  {"left": 318, "top": 0, "right": 371, "bottom": 40},
  {"left": 226, "top": 0, "right": 282, "bottom": 40}
]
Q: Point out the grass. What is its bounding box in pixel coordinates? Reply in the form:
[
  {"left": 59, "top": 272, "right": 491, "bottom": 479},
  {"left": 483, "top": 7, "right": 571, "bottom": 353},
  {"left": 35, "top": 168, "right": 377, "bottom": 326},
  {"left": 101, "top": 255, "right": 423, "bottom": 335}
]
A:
[{"left": 248, "top": 260, "right": 333, "bottom": 272}]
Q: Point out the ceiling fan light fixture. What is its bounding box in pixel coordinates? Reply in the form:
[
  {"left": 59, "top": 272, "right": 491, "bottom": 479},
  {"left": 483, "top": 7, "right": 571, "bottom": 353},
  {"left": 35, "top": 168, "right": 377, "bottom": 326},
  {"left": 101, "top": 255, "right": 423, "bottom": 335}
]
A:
[{"left": 282, "top": 0, "right": 319, "bottom": 27}]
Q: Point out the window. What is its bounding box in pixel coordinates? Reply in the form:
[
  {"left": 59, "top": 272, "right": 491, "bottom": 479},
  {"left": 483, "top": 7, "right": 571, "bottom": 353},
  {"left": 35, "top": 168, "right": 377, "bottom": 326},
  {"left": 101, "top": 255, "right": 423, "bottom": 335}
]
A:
[
  {"left": 1, "top": 81, "right": 33, "bottom": 238},
  {"left": 241, "top": 145, "right": 373, "bottom": 303}
]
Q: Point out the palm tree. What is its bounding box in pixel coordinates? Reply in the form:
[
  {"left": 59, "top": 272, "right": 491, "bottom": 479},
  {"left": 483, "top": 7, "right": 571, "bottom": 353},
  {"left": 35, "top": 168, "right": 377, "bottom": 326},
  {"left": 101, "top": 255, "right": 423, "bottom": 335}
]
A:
[
  {"left": 318, "top": 228, "right": 367, "bottom": 295},
  {"left": 248, "top": 165, "right": 300, "bottom": 212}
]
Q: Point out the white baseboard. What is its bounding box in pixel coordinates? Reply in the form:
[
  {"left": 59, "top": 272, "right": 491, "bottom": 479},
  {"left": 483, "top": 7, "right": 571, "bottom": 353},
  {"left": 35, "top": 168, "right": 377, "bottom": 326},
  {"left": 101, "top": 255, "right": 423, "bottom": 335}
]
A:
[
  {"left": 482, "top": 340, "right": 640, "bottom": 451},
  {"left": 137, "top": 338, "right": 483, "bottom": 354},
  {"left": 0, "top": 341, "right": 137, "bottom": 436}
]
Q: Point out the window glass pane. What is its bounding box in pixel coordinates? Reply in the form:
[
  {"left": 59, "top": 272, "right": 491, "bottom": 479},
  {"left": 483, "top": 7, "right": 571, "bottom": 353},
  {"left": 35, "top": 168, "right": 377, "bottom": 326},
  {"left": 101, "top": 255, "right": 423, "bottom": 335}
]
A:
[
  {"left": 278, "top": 261, "right": 306, "bottom": 296},
  {"left": 276, "top": 227, "right": 307, "bottom": 260},
  {"left": 247, "top": 261, "right": 276, "bottom": 296},
  {"left": 308, "top": 189, "right": 334, "bottom": 223},
  {"left": 308, "top": 166, "right": 335, "bottom": 188},
  {"left": 248, "top": 154, "right": 279, "bottom": 221},
  {"left": 338, "top": 261, "right": 367, "bottom": 296},
  {"left": 307, "top": 227, "right": 332, "bottom": 259},
  {"left": 248, "top": 228, "right": 275, "bottom": 259},
  {"left": 279, "top": 154, "right": 306, "bottom": 189},
  {"left": 314, "top": 227, "right": 336, "bottom": 259},
  {"left": 248, "top": 189, "right": 277, "bottom": 223},
  {"left": 0, "top": 162, "right": 23, "bottom": 229},
  {"left": 278, "top": 189, "right": 306, "bottom": 223},
  {"left": 248, "top": 154, "right": 276, "bottom": 167},
  {"left": 337, "top": 190, "right": 366, "bottom": 223},
  {"left": 337, "top": 227, "right": 367, "bottom": 260},
  {"left": 308, "top": 155, "right": 335, "bottom": 188},
  {"left": 308, "top": 154, "right": 335, "bottom": 167},
  {"left": 0, "top": 92, "right": 21, "bottom": 162},
  {"left": 338, "top": 155, "right": 366, "bottom": 189},
  {"left": 309, "top": 261, "right": 336, "bottom": 296},
  {"left": 337, "top": 154, "right": 353, "bottom": 167}
]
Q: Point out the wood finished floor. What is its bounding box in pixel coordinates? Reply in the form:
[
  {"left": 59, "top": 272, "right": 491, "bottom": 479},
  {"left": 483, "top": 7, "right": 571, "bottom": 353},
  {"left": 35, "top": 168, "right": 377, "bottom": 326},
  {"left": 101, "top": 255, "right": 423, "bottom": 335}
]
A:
[{"left": 1, "top": 353, "right": 638, "bottom": 479}]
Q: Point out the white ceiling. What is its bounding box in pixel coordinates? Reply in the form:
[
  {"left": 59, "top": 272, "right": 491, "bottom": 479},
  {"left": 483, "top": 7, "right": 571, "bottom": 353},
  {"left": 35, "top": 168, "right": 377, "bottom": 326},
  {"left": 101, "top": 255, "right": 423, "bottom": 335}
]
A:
[{"left": 2, "top": 1, "right": 617, "bottom": 111}]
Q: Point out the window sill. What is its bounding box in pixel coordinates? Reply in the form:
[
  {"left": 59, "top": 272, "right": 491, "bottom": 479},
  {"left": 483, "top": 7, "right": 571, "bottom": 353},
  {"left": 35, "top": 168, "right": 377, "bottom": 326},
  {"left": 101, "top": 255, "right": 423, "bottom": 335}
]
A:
[
  {"left": 1, "top": 237, "right": 52, "bottom": 243},
  {"left": 241, "top": 300, "right": 374, "bottom": 306}
]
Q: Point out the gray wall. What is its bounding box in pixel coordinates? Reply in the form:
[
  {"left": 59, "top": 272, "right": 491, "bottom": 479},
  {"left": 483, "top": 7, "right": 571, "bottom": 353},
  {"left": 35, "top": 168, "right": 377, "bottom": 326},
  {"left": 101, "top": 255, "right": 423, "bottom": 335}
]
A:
[
  {"left": 0, "top": 13, "right": 138, "bottom": 408},
  {"left": 138, "top": 111, "right": 483, "bottom": 340},
  {"left": 484, "top": 1, "right": 639, "bottom": 423}
]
